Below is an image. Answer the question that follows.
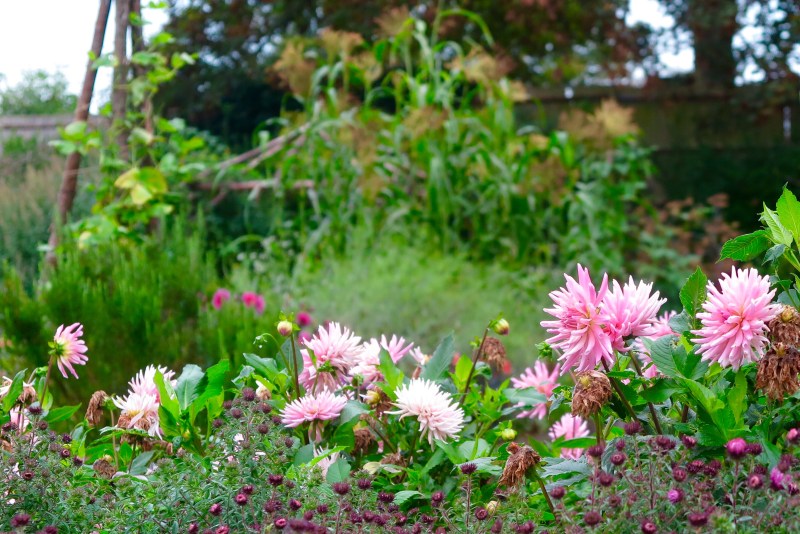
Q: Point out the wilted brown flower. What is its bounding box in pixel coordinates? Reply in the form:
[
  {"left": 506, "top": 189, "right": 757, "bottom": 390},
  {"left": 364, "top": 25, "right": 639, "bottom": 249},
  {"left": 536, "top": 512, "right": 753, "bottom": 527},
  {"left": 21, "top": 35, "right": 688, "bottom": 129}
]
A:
[
  {"left": 756, "top": 343, "right": 800, "bottom": 401},
  {"left": 85, "top": 391, "right": 109, "bottom": 427},
  {"left": 480, "top": 337, "right": 509, "bottom": 373},
  {"left": 380, "top": 452, "right": 406, "bottom": 467},
  {"left": 365, "top": 388, "right": 394, "bottom": 418},
  {"left": 353, "top": 427, "right": 374, "bottom": 455},
  {"left": 769, "top": 306, "right": 800, "bottom": 346},
  {"left": 571, "top": 371, "right": 612, "bottom": 418},
  {"left": 0, "top": 376, "right": 37, "bottom": 405},
  {"left": 93, "top": 458, "right": 116, "bottom": 479},
  {"left": 498, "top": 442, "right": 541, "bottom": 489}
]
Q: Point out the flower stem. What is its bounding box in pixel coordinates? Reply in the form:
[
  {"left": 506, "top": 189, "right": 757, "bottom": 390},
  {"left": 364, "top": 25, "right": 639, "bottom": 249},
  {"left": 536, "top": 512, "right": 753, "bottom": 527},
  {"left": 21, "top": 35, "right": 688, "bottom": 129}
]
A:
[
  {"left": 601, "top": 360, "right": 637, "bottom": 420},
  {"left": 289, "top": 332, "right": 302, "bottom": 400},
  {"left": 594, "top": 412, "right": 604, "bottom": 448},
  {"left": 460, "top": 328, "right": 489, "bottom": 407},
  {"left": 532, "top": 469, "right": 557, "bottom": 519},
  {"left": 628, "top": 355, "right": 663, "bottom": 434},
  {"left": 41, "top": 355, "right": 54, "bottom": 407}
]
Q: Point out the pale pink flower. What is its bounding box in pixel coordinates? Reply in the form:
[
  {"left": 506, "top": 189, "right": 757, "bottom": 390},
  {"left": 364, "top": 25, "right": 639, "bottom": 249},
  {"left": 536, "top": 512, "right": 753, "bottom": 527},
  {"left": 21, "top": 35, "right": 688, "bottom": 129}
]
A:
[
  {"left": 380, "top": 334, "right": 415, "bottom": 363},
  {"left": 280, "top": 390, "right": 347, "bottom": 441},
  {"left": 52, "top": 323, "right": 88, "bottom": 379},
  {"left": 350, "top": 338, "right": 384, "bottom": 385},
  {"left": 549, "top": 413, "right": 590, "bottom": 460},
  {"left": 299, "top": 322, "right": 362, "bottom": 393},
  {"left": 241, "top": 292, "right": 265, "bottom": 315},
  {"left": 212, "top": 288, "right": 231, "bottom": 310},
  {"left": 511, "top": 361, "right": 560, "bottom": 419},
  {"left": 389, "top": 379, "right": 465, "bottom": 446},
  {"left": 409, "top": 347, "right": 429, "bottom": 366},
  {"left": 691, "top": 267, "right": 779, "bottom": 369},
  {"left": 113, "top": 391, "right": 162, "bottom": 438},
  {"left": 314, "top": 448, "right": 341, "bottom": 478},
  {"left": 634, "top": 311, "right": 677, "bottom": 378},
  {"left": 8, "top": 407, "right": 30, "bottom": 434},
  {"left": 542, "top": 265, "right": 614, "bottom": 374},
  {"left": 128, "top": 365, "right": 177, "bottom": 400},
  {"left": 602, "top": 277, "right": 666, "bottom": 350}
]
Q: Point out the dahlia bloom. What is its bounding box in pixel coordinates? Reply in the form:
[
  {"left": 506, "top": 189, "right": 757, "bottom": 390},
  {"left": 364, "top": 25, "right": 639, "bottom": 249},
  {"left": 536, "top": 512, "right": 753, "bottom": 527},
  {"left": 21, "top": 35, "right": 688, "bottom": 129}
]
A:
[
  {"left": 602, "top": 277, "right": 666, "bottom": 350},
  {"left": 409, "top": 347, "right": 429, "bottom": 366},
  {"left": 314, "top": 448, "right": 341, "bottom": 478},
  {"left": 389, "top": 379, "right": 465, "bottom": 446},
  {"left": 299, "top": 322, "right": 362, "bottom": 393},
  {"left": 113, "top": 391, "right": 162, "bottom": 438},
  {"left": 691, "top": 267, "right": 779, "bottom": 369},
  {"left": 349, "top": 338, "right": 383, "bottom": 385},
  {"left": 542, "top": 265, "right": 614, "bottom": 374},
  {"left": 634, "top": 311, "right": 677, "bottom": 379},
  {"left": 280, "top": 390, "right": 347, "bottom": 441},
  {"left": 511, "top": 361, "right": 560, "bottom": 419},
  {"left": 549, "top": 413, "right": 590, "bottom": 460},
  {"left": 128, "top": 365, "right": 176, "bottom": 400},
  {"left": 51, "top": 323, "right": 88, "bottom": 379},
  {"left": 211, "top": 289, "right": 231, "bottom": 310},
  {"left": 241, "top": 292, "right": 265, "bottom": 315},
  {"left": 380, "top": 334, "right": 415, "bottom": 363}
]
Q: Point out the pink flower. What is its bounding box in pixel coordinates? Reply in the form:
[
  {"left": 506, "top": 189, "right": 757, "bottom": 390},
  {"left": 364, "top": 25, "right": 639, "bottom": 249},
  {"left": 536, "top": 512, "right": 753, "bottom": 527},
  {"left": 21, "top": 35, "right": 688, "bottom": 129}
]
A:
[
  {"left": 602, "top": 277, "right": 666, "bottom": 350},
  {"left": 691, "top": 267, "right": 779, "bottom": 369},
  {"left": 241, "top": 292, "right": 265, "bottom": 315},
  {"left": 297, "top": 312, "right": 312, "bottom": 328},
  {"left": 511, "top": 361, "right": 560, "bottom": 419},
  {"left": 350, "top": 338, "right": 384, "bottom": 384},
  {"left": 299, "top": 322, "right": 362, "bottom": 393},
  {"left": 128, "top": 365, "right": 177, "bottom": 401},
  {"left": 634, "top": 311, "right": 677, "bottom": 379},
  {"left": 549, "top": 413, "right": 590, "bottom": 459},
  {"left": 389, "top": 379, "right": 465, "bottom": 446},
  {"left": 314, "top": 448, "right": 341, "bottom": 477},
  {"left": 298, "top": 331, "right": 312, "bottom": 343},
  {"left": 280, "top": 390, "right": 347, "bottom": 441},
  {"left": 212, "top": 289, "right": 231, "bottom": 310},
  {"left": 113, "top": 391, "right": 162, "bottom": 438},
  {"left": 542, "top": 265, "right": 614, "bottom": 374},
  {"left": 380, "top": 334, "right": 415, "bottom": 363},
  {"left": 51, "top": 323, "right": 88, "bottom": 379}
]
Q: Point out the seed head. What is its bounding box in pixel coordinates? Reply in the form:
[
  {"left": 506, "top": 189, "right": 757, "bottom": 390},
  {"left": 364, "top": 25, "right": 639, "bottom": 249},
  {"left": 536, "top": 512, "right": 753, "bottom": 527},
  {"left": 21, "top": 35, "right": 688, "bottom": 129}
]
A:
[{"left": 571, "top": 371, "right": 612, "bottom": 418}]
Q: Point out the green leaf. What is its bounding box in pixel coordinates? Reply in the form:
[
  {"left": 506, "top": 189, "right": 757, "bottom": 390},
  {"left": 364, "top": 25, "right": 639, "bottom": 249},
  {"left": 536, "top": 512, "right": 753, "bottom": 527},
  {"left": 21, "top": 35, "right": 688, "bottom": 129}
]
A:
[
  {"left": 130, "top": 450, "right": 155, "bottom": 475},
  {"left": 668, "top": 311, "right": 691, "bottom": 335},
  {"left": 154, "top": 371, "right": 179, "bottom": 419},
  {"left": 643, "top": 336, "right": 679, "bottom": 378},
  {"left": 293, "top": 444, "right": 316, "bottom": 466},
  {"left": 46, "top": 404, "right": 81, "bottom": 423},
  {"left": 640, "top": 380, "right": 681, "bottom": 403},
  {"left": 421, "top": 333, "right": 455, "bottom": 380},
  {"left": 2, "top": 370, "right": 26, "bottom": 412},
  {"left": 680, "top": 268, "right": 707, "bottom": 318},
  {"left": 727, "top": 371, "right": 747, "bottom": 426},
  {"left": 339, "top": 401, "right": 368, "bottom": 424},
  {"left": 541, "top": 458, "right": 590, "bottom": 478},
  {"left": 114, "top": 167, "right": 140, "bottom": 189},
  {"left": 762, "top": 205, "right": 793, "bottom": 246},
  {"left": 680, "top": 378, "right": 724, "bottom": 425},
  {"left": 175, "top": 364, "right": 204, "bottom": 411},
  {"left": 377, "top": 352, "right": 406, "bottom": 393},
  {"left": 394, "top": 491, "right": 423, "bottom": 506},
  {"left": 558, "top": 437, "right": 597, "bottom": 448},
  {"left": 325, "top": 459, "right": 351, "bottom": 484},
  {"left": 719, "top": 230, "right": 771, "bottom": 261},
  {"left": 777, "top": 187, "right": 800, "bottom": 244},
  {"left": 764, "top": 244, "right": 787, "bottom": 264},
  {"left": 193, "top": 359, "right": 229, "bottom": 409}
]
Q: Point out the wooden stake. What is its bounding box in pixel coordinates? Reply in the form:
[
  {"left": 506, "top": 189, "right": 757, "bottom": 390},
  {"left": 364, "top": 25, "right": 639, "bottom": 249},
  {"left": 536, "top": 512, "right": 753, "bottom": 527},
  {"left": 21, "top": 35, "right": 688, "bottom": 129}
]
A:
[{"left": 113, "top": 0, "right": 131, "bottom": 161}]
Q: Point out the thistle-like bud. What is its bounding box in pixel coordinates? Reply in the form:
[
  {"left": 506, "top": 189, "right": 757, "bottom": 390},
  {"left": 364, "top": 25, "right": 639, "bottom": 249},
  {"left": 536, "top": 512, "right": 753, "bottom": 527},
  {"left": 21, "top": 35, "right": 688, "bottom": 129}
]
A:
[
  {"left": 493, "top": 319, "right": 510, "bottom": 336},
  {"left": 277, "top": 320, "right": 294, "bottom": 337},
  {"left": 571, "top": 371, "right": 612, "bottom": 418}
]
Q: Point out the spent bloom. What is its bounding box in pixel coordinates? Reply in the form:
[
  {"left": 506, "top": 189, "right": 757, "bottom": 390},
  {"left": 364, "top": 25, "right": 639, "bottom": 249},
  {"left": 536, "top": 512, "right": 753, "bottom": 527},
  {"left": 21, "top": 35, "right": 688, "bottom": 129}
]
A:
[
  {"left": 549, "top": 413, "right": 590, "bottom": 460},
  {"left": 542, "top": 265, "right": 614, "bottom": 374},
  {"left": 389, "top": 379, "right": 465, "bottom": 446},
  {"left": 602, "top": 277, "right": 666, "bottom": 350},
  {"left": 280, "top": 390, "right": 347, "bottom": 441},
  {"left": 692, "top": 267, "right": 779, "bottom": 369},
  {"left": 51, "top": 323, "right": 89, "bottom": 379},
  {"left": 212, "top": 289, "right": 231, "bottom": 310},
  {"left": 510, "top": 361, "right": 560, "bottom": 419},
  {"left": 299, "top": 322, "right": 362, "bottom": 393},
  {"left": 241, "top": 292, "right": 266, "bottom": 315},
  {"left": 380, "top": 334, "right": 415, "bottom": 363}
]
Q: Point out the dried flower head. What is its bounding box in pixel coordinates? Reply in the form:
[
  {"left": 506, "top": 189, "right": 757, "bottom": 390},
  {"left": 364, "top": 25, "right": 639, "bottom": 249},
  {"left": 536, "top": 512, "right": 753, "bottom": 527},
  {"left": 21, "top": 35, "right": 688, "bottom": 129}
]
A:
[
  {"left": 571, "top": 370, "right": 613, "bottom": 418},
  {"left": 769, "top": 305, "right": 800, "bottom": 345},
  {"left": 389, "top": 379, "right": 465, "bottom": 446},
  {"left": 85, "top": 390, "right": 109, "bottom": 427},
  {"left": 756, "top": 343, "right": 800, "bottom": 401},
  {"left": 498, "top": 442, "right": 541, "bottom": 489},
  {"left": 353, "top": 427, "right": 374, "bottom": 455},
  {"left": 480, "top": 337, "right": 509, "bottom": 373}
]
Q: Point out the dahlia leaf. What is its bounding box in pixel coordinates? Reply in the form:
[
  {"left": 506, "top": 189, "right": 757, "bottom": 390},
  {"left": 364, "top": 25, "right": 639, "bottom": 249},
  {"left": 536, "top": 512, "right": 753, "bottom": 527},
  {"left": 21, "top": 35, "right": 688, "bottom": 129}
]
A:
[
  {"left": 761, "top": 205, "right": 793, "bottom": 246},
  {"left": 643, "top": 336, "right": 679, "bottom": 378},
  {"left": 679, "top": 267, "right": 707, "bottom": 319},
  {"left": 726, "top": 371, "right": 747, "bottom": 426},
  {"left": 777, "top": 186, "right": 800, "bottom": 244},
  {"left": 1, "top": 369, "right": 26, "bottom": 412},
  {"left": 763, "top": 244, "right": 787, "bottom": 264},
  {"left": 719, "top": 230, "right": 770, "bottom": 261},
  {"left": 325, "top": 458, "right": 351, "bottom": 484},
  {"left": 394, "top": 491, "right": 424, "bottom": 506},
  {"left": 175, "top": 364, "right": 204, "bottom": 411},
  {"left": 46, "top": 404, "right": 81, "bottom": 424},
  {"left": 420, "top": 333, "right": 455, "bottom": 380}
]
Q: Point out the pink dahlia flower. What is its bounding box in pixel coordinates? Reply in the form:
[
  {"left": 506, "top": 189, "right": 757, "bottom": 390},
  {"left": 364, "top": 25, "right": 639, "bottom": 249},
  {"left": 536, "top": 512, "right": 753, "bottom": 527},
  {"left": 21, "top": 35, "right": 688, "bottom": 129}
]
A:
[
  {"left": 549, "top": 413, "right": 590, "bottom": 460},
  {"left": 211, "top": 289, "right": 231, "bottom": 310},
  {"left": 389, "top": 379, "right": 465, "bottom": 446},
  {"left": 113, "top": 391, "right": 162, "bottom": 438},
  {"left": 634, "top": 311, "right": 677, "bottom": 379},
  {"left": 511, "top": 361, "right": 560, "bottom": 419},
  {"left": 691, "top": 267, "right": 779, "bottom": 369},
  {"left": 350, "top": 338, "right": 384, "bottom": 385},
  {"left": 602, "top": 277, "right": 666, "bottom": 350},
  {"left": 52, "top": 323, "right": 88, "bottom": 379},
  {"left": 128, "top": 365, "right": 177, "bottom": 401},
  {"left": 380, "top": 334, "right": 415, "bottom": 363},
  {"left": 299, "top": 322, "right": 362, "bottom": 393},
  {"left": 241, "top": 292, "right": 265, "bottom": 315},
  {"left": 280, "top": 390, "right": 347, "bottom": 441},
  {"left": 542, "top": 265, "right": 614, "bottom": 374}
]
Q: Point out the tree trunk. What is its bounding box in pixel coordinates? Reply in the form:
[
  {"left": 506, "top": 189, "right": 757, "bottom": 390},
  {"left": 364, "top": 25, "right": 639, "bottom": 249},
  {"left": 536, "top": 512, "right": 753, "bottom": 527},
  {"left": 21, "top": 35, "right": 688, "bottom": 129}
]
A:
[
  {"left": 113, "top": 0, "right": 131, "bottom": 160},
  {"left": 687, "top": 0, "right": 739, "bottom": 90}
]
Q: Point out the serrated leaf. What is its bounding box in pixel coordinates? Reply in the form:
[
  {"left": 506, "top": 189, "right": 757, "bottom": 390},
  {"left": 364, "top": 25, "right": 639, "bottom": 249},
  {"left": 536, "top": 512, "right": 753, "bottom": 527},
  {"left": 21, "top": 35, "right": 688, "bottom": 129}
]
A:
[
  {"left": 764, "top": 244, "right": 787, "bottom": 264},
  {"left": 541, "top": 458, "right": 590, "bottom": 478},
  {"left": 762, "top": 205, "right": 793, "bottom": 246},
  {"left": 643, "top": 336, "right": 679, "bottom": 378},
  {"left": 420, "top": 333, "right": 455, "bottom": 380},
  {"left": 777, "top": 187, "right": 800, "bottom": 244},
  {"left": 680, "top": 268, "right": 707, "bottom": 318},
  {"left": 668, "top": 311, "right": 691, "bottom": 334},
  {"left": 130, "top": 184, "right": 153, "bottom": 205},
  {"left": 394, "top": 491, "right": 423, "bottom": 506},
  {"left": 719, "top": 230, "right": 771, "bottom": 261},
  {"left": 174, "top": 364, "right": 204, "bottom": 411},
  {"left": 325, "top": 459, "right": 351, "bottom": 483},
  {"left": 294, "top": 444, "right": 316, "bottom": 466}
]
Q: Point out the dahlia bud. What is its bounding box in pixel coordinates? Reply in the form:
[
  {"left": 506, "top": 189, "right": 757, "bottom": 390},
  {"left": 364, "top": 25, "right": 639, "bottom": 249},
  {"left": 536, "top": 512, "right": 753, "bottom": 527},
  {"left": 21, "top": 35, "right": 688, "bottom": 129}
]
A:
[
  {"left": 277, "top": 321, "right": 293, "bottom": 337},
  {"left": 493, "top": 319, "right": 510, "bottom": 336},
  {"left": 571, "top": 371, "right": 612, "bottom": 418},
  {"left": 501, "top": 428, "right": 517, "bottom": 441},
  {"left": 364, "top": 390, "right": 381, "bottom": 405},
  {"left": 486, "top": 500, "right": 499, "bottom": 515}
]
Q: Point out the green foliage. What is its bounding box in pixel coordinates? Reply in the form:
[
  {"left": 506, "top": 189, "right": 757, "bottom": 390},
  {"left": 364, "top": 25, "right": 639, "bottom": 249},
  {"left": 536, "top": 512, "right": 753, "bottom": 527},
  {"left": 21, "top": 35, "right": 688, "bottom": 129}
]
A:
[{"left": 0, "top": 70, "right": 77, "bottom": 115}]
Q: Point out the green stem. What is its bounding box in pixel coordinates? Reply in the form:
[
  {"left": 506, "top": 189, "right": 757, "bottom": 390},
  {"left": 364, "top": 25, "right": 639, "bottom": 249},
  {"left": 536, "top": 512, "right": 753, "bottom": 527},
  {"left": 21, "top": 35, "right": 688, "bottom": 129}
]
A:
[
  {"left": 41, "top": 355, "right": 54, "bottom": 407},
  {"left": 601, "top": 360, "right": 637, "bottom": 420},
  {"left": 628, "top": 355, "right": 663, "bottom": 434},
  {"left": 289, "top": 333, "right": 302, "bottom": 400},
  {"left": 532, "top": 469, "right": 557, "bottom": 519},
  {"left": 459, "top": 328, "right": 489, "bottom": 407},
  {"left": 594, "top": 412, "right": 604, "bottom": 448}
]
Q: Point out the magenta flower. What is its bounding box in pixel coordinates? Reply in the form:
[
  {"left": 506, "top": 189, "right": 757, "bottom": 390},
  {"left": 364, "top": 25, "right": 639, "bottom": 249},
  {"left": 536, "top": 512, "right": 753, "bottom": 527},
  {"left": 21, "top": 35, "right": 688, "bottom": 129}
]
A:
[
  {"left": 691, "top": 267, "right": 779, "bottom": 369},
  {"left": 51, "top": 323, "right": 88, "bottom": 379},
  {"left": 726, "top": 437, "right": 748, "bottom": 459},
  {"left": 602, "top": 277, "right": 666, "bottom": 350},
  {"left": 549, "top": 413, "right": 590, "bottom": 459},
  {"left": 280, "top": 390, "right": 347, "bottom": 441},
  {"left": 667, "top": 488, "right": 683, "bottom": 504},
  {"left": 380, "top": 334, "right": 415, "bottom": 363},
  {"left": 297, "top": 311, "right": 312, "bottom": 328},
  {"left": 511, "top": 361, "right": 560, "bottom": 419},
  {"left": 542, "top": 265, "right": 614, "bottom": 374},
  {"left": 212, "top": 289, "right": 231, "bottom": 310},
  {"left": 241, "top": 292, "right": 265, "bottom": 315},
  {"left": 299, "top": 322, "right": 362, "bottom": 393}
]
